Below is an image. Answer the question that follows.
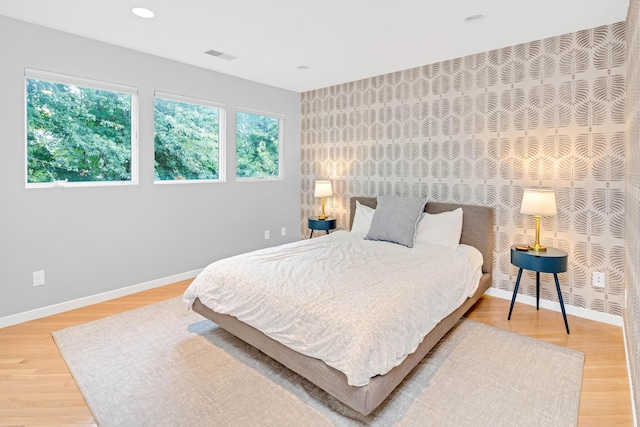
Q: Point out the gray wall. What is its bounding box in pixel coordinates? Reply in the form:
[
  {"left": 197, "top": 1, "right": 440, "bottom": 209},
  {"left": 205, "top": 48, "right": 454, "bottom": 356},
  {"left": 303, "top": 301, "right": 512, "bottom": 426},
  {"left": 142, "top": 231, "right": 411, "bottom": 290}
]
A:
[{"left": 0, "top": 16, "right": 301, "bottom": 319}]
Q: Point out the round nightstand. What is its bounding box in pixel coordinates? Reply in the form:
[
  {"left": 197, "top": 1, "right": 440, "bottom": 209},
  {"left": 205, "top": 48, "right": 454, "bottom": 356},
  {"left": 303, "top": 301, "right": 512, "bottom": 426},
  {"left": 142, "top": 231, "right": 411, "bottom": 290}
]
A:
[
  {"left": 508, "top": 245, "right": 570, "bottom": 333},
  {"left": 307, "top": 217, "right": 336, "bottom": 238}
]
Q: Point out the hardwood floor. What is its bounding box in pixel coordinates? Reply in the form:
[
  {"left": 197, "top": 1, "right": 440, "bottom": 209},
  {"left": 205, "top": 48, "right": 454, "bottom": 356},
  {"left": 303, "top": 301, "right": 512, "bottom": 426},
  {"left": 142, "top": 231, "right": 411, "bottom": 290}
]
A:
[{"left": 0, "top": 280, "right": 633, "bottom": 426}]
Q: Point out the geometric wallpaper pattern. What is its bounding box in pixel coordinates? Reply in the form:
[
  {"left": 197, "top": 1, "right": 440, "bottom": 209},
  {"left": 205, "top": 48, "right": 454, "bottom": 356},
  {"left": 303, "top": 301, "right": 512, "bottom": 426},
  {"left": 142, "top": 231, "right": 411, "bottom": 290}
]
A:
[
  {"left": 300, "top": 22, "right": 626, "bottom": 317},
  {"left": 625, "top": 0, "right": 640, "bottom": 418}
]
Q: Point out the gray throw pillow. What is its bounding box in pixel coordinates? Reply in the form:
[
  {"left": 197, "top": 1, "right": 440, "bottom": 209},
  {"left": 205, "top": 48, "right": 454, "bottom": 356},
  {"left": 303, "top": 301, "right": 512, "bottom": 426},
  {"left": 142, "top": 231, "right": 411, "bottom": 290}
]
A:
[{"left": 365, "top": 196, "right": 428, "bottom": 248}]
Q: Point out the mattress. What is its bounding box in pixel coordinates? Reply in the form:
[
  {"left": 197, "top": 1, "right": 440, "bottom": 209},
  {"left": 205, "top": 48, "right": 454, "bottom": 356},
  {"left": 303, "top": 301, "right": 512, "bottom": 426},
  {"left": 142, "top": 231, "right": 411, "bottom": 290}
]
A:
[{"left": 184, "top": 230, "right": 483, "bottom": 387}]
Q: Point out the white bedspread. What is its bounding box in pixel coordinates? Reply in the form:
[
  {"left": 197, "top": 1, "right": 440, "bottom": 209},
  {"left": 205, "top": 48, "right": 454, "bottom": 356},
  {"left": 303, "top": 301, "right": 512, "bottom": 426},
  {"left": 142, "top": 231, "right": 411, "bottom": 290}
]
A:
[{"left": 184, "top": 231, "right": 483, "bottom": 387}]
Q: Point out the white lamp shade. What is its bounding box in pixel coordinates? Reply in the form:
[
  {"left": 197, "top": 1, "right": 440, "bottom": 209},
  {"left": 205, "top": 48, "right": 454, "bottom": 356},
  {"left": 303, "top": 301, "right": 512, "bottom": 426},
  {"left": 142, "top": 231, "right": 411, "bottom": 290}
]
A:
[
  {"left": 314, "top": 180, "right": 333, "bottom": 198},
  {"left": 521, "top": 188, "right": 557, "bottom": 216}
]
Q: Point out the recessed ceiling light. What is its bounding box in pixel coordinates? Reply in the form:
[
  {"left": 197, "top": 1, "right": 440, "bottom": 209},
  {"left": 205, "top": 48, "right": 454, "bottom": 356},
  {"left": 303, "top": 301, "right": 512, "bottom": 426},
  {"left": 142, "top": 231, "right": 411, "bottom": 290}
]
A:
[
  {"left": 132, "top": 7, "right": 155, "bottom": 18},
  {"left": 464, "top": 14, "right": 486, "bottom": 23},
  {"left": 297, "top": 65, "right": 311, "bottom": 71}
]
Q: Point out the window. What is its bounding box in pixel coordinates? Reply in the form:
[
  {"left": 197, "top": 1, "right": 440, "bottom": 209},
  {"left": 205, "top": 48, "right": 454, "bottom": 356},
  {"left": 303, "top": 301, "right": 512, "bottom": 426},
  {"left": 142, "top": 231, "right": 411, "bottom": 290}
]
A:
[
  {"left": 25, "top": 69, "right": 138, "bottom": 186},
  {"left": 236, "top": 109, "right": 283, "bottom": 179},
  {"left": 154, "top": 92, "right": 224, "bottom": 182}
]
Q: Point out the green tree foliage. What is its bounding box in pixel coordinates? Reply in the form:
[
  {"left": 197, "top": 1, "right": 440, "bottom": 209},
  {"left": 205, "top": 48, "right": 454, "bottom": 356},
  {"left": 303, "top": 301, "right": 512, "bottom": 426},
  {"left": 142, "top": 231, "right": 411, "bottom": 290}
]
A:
[
  {"left": 154, "top": 98, "right": 219, "bottom": 181},
  {"left": 27, "top": 77, "right": 280, "bottom": 184},
  {"left": 236, "top": 111, "right": 280, "bottom": 178},
  {"left": 26, "top": 79, "right": 132, "bottom": 183}
]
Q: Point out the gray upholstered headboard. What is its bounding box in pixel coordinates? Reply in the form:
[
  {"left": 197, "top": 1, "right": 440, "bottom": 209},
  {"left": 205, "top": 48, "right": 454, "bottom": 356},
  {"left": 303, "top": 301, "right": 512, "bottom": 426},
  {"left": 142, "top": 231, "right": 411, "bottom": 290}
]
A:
[{"left": 349, "top": 197, "right": 494, "bottom": 275}]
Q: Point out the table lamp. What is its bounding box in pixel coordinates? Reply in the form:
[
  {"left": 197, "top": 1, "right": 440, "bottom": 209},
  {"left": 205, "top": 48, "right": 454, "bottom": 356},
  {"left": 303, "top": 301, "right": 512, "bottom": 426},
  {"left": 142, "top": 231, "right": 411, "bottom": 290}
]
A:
[
  {"left": 314, "top": 180, "right": 333, "bottom": 220},
  {"left": 520, "top": 188, "right": 557, "bottom": 252}
]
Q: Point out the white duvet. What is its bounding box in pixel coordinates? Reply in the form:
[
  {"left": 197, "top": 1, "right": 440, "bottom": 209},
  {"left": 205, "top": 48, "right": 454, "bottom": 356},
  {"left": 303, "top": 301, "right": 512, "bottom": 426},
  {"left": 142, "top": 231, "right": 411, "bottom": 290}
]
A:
[{"left": 184, "top": 231, "right": 483, "bottom": 387}]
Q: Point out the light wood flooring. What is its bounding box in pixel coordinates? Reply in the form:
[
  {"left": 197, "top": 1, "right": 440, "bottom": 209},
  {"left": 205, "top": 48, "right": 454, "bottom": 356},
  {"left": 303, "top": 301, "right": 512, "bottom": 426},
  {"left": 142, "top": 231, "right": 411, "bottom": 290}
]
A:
[{"left": 0, "top": 279, "right": 633, "bottom": 426}]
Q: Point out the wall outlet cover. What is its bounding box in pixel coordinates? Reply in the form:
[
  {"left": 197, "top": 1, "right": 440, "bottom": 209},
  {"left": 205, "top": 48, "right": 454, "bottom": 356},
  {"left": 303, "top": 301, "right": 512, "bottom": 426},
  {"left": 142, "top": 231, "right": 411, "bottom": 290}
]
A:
[
  {"left": 33, "top": 270, "right": 45, "bottom": 287},
  {"left": 592, "top": 271, "right": 605, "bottom": 288}
]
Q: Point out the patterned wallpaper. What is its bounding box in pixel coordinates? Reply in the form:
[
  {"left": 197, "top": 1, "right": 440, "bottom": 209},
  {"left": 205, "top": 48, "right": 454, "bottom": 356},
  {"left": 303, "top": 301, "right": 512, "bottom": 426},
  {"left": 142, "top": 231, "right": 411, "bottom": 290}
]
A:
[
  {"left": 300, "top": 23, "right": 626, "bottom": 317},
  {"left": 625, "top": 0, "right": 640, "bottom": 419}
]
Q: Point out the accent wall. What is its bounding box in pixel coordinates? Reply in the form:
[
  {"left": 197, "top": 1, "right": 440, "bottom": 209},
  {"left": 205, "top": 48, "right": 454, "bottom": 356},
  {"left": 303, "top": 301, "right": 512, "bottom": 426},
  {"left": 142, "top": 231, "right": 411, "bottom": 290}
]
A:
[
  {"left": 300, "top": 23, "right": 626, "bottom": 318},
  {"left": 625, "top": 0, "right": 640, "bottom": 419}
]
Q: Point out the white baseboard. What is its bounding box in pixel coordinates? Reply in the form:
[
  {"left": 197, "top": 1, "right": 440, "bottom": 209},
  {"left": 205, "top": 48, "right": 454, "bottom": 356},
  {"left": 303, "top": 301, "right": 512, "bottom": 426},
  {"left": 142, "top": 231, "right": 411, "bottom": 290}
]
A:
[
  {"left": 485, "top": 287, "right": 623, "bottom": 326},
  {"left": 0, "top": 269, "right": 202, "bottom": 329},
  {"left": 622, "top": 322, "right": 639, "bottom": 427}
]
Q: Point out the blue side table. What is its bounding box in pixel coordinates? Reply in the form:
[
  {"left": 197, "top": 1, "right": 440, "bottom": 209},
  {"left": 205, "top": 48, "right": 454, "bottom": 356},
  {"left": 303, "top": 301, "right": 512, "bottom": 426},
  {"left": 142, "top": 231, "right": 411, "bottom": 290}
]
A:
[
  {"left": 508, "top": 245, "right": 570, "bottom": 334},
  {"left": 308, "top": 217, "right": 336, "bottom": 238}
]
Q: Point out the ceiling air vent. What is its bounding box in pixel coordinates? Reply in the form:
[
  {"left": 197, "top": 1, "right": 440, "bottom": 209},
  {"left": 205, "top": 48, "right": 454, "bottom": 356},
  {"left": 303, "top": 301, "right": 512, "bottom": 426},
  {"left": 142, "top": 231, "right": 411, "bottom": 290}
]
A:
[{"left": 204, "top": 49, "right": 237, "bottom": 61}]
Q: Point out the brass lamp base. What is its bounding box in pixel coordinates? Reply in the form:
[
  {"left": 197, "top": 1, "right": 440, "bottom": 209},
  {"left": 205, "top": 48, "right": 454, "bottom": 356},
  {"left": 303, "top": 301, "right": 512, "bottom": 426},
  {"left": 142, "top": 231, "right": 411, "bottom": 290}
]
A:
[
  {"left": 528, "top": 214, "right": 547, "bottom": 251},
  {"left": 318, "top": 197, "right": 328, "bottom": 220},
  {"left": 528, "top": 243, "right": 547, "bottom": 252}
]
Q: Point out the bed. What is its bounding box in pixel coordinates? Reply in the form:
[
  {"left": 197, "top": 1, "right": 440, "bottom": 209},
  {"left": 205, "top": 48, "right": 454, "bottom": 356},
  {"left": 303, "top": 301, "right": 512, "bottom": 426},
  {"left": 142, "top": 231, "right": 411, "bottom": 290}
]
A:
[{"left": 185, "top": 196, "right": 493, "bottom": 416}]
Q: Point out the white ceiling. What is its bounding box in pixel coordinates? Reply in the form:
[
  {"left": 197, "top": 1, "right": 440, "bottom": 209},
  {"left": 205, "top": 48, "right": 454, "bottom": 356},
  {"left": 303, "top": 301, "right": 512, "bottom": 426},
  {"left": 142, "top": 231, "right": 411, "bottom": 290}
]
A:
[{"left": 0, "top": 0, "right": 629, "bottom": 93}]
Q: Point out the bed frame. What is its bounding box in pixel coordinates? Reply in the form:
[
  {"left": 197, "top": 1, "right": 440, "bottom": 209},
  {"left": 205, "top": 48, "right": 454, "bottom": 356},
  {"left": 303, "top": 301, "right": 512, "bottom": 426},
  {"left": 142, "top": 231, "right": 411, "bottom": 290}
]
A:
[{"left": 192, "top": 197, "right": 494, "bottom": 416}]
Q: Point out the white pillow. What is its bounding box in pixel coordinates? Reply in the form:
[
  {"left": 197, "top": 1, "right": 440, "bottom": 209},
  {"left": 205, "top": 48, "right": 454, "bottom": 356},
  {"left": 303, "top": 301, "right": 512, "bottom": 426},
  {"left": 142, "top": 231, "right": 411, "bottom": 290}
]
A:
[
  {"left": 350, "top": 201, "right": 375, "bottom": 234},
  {"left": 415, "top": 208, "right": 463, "bottom": 248}
]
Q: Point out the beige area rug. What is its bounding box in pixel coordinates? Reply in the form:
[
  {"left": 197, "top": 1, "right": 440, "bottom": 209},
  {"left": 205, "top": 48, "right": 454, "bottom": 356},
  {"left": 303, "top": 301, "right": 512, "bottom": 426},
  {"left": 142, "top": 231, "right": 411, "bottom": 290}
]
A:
[{"left": 53, "top": 297, "right": 584, "bottom": 426}]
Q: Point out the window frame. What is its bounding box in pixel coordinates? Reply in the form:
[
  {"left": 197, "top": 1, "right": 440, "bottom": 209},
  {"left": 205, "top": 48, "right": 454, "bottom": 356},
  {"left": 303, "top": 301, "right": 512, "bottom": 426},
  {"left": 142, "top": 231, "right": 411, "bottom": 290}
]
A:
[
  {"left": 24, "top": 68, "right": 139, "bottom": 189},
  {"left": 235, "top": 107, "right": 284, "bottom": 181},
  {"left": 153, "top": 91, "right": 226, "bottom": 185}
]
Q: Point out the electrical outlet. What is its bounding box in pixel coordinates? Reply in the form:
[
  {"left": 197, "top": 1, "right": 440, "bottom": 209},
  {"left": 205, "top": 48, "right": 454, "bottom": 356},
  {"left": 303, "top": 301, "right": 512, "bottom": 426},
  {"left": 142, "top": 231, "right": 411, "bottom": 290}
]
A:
[
  {"left": 33, "top": 270, "right": 45, "bottom": 287},
  {"left": 592, "top": 271, "right": 605, "bottom": 288},
  {"left": 264, "top": 230, "right": 270, "bottom": 240},
  {"left": 281, "top": 227, "right": 286, "bottom": 237}
]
